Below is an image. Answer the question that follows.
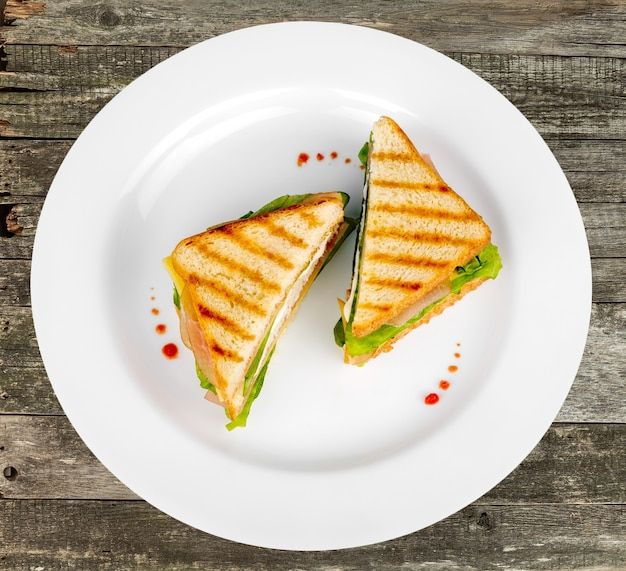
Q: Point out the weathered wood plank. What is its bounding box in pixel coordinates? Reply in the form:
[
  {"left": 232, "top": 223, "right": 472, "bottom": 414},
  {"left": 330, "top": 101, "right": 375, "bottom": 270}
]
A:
[
  {"left": 562, "top": 303, "right": 626, "bottom": 424},
  {"left": 1, "top": 136, "right": 624, "bottom": 205},
  {"left": 0, "top": 414, "right": 136, "bottom": 500},
  {"left": 0, "top": 199, "right": 38, "bottom": 259},
  {"left": 550, "top": 139, "right": 626, "bottom": 203},
  {"left": 0, "top": 306, "right": 41, "bottom": 368},
  {"left": 1, "top": 417, "right": 623, "bottom": 503},
  {"left": 0, "top": 366, "right": 59, "bottom": 414},
  {"left": 1, "top": 46, "right": 624, "bottom": 139},
  {"left": 2, "top": 197, "right": 622, "bottom": 260},
  {"left": 1, "top": 0, "right": 625, "bottom": 57},
  {"left": 1, "top": 304, "right": 624, "bottom": 422},
  {"left": 591, "top": 258, "right": 626, "bottom": 303},
  {"left": 0, "top": 500, "right": 623, "bottom": 570},
  {"left": 0, "top": 140, "right": 71, "bottom": 197},
  {"left": 2, "top": 257, "right": 624, "bottom": 308},
  {"left": 0, "top": 259, "right": 29, "bottom": 305},
  {"left": 583, "top": 203, "right": 626, "bottom": 258}
]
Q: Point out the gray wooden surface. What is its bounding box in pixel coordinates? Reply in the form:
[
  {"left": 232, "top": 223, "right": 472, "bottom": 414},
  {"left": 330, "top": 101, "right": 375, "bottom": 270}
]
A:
[{"left": 0, "top": 1, "right": 624, "bottom": 569}]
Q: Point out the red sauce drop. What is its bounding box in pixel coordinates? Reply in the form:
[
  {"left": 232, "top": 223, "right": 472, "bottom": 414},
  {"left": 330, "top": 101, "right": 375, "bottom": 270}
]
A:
[
  {"left": 162, "top": 343, "right": 178, "bottom": 359},
  {"left": 424, "top": 393, "right": 440, "bottom": 405},
  {"left": 155, "top": 324, "right": 166, "bottom": 334},
  {"left": 297, "top": 152, "right": 309, "bottom": 167},
  {"left": 151, "top": 308, "right": 159, "bottom": 316},
  {"left": 439, "top": 380, "right": 451, "bottom": 390},
  {"left": 316, "top": 152, "right": 324, "bottom": 161},
  {"left": 344, "top": 157, "right": 351, "bottom": 164},
  {"left": 448, "top": 365, "right": 458, "bottom": 373},
  {"left": 454, "top": 352, "right": 461, "bottom": 358},
  {"left": 330, "top": 151, "right": 338, "bottom": 159},
  {"left": 359, "top": 164, "right": 365, "bottom": 170}
]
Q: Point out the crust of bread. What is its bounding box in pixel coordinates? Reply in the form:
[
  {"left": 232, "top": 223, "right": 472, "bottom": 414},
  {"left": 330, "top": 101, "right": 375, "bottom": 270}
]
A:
[
  {"left": 345, "top": 277, "right": 487, "bottom": 365},
  {"left": 350, "top": 116, "right": 491, "bottom": 337}
]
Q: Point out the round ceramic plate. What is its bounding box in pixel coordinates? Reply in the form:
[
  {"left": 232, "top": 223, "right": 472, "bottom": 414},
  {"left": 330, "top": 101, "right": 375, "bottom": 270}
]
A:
[{"left": 31, "top": 23, "right": 591, "bottom": 550}]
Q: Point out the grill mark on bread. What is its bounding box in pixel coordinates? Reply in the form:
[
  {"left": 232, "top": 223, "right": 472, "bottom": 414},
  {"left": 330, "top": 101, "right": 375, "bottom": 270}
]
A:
[
  {"left": 370, "top": 179, "right": 450, "bottom": 193},
  {"left": 197, "top": 305, "right": 255, "bottom": 341},
  {"left": 359, "top": 302, "right": 393, "bottom": 312},
  {"left": 197, "top": 245, "right": 281, "bottom": 293},
  {"left": 371, "top": 202, "right": 474, "bottom": 221},
  {"left": 188, "top": 274, "right": 267, "bottom": 317},
  {"left": 371, "top": 151, "right": 414, "bottom": 162},
  {"left": 366, "top": 251, "right": 451, "bottom": 269},
  {"left": 365, "top": 277, "right": 423, "bottom": 291},
  {"left": 299, "top": 210, "right": 322, "bottom": 228},
  {"left": 211, "top": 342, "right": 244, "bottom": 363},
  {"left": 217, "top": 226, "right": 295, "bottom": 270},
  {"left": 264, "top": 219, "right": 308, "bottom": 248},
  {"left": 369, "top": 227, "right": 477, "bottom": 247}
]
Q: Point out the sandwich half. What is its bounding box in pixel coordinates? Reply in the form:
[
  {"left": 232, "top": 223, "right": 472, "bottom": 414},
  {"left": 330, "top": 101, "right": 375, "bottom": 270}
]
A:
[
  {"left": 165, "top": 192, "right": 354, "bottom": 428},
  {"left": 335, "top": 116, "right": 502, "bottom": 365}
]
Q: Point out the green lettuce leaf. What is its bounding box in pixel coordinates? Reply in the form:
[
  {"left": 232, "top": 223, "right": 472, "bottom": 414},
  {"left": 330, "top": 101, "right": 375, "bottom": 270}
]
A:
[
  {"left": 334, "top": 317, "right": 346, "bottom": 346},
  {"left": 241, "top": 194, "right": 313, "bottom": 219},
  {"left": 244, "top": 325, "right": 272, "bottom": 394},
  {"left": 337, "top": 244, "right": 502, "bottom": 356},
  {"left": 226, "top": 349, "right": 275, "bottom": 431},
  {"left": 358, "top": 141, "right": 369, "bottom": 167},
  {"left": 450, "top": 243, "right": 502, "bottom": 294},
  {"left": 338, "top": 192, "right": 350, "bottom": 207},
  {"left": 342, "top": 299, "right": 442, "bottom": 356},
  {"left": 173, "top": 285, "right": 181, "bottom": 309},
  {"left": 195, "top": 362, "right": 216, "bottom": 394}
]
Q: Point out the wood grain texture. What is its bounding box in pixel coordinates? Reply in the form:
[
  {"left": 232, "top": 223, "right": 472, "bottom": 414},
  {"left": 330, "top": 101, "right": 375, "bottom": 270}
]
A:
[
  {"left": 1, "top": 417, "right": 623, "bottom": 503},
  {"left": 0, "top": 500, "right": 623, "bottom": 570},
  {"left": 1, "top": 304, "right": 624, "bottom": 422},
  {"left": 0, "top": 45, "right": 624, "bottom": 139},
  {"left": 0, "top": 140, "right": 72, "bottom": 197},
  {"left": 1, "top": 0, "right": 626, "bottom": 57},
  {"left": 0, "top": 366, "right": 58, "bottom": 414},
  {"left": 1, "top": 137, "right": 624, "bottom": 203}
]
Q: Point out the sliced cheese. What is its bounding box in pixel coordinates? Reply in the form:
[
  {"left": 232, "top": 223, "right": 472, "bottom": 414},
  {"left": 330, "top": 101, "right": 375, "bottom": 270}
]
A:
[{"left": 163, "top": 256, "right": 186, "bottom": 296}]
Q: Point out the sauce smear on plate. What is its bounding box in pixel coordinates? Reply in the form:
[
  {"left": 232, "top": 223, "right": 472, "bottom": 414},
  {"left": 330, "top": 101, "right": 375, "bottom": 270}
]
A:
[{"left": 162, "top": 343, "right": 178, "bottom": 359}]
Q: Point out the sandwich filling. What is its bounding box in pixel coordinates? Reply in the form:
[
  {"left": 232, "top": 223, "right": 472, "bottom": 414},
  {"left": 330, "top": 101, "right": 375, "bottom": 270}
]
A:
[
  {"left": 165, "top": 193, "right": 354, "bottom": 429},
  {"left": 335, "top": 243, "right": 502, "bottom": 358},
  {"left": 343, "top": 140, "right": 371, "bottom": 323}
]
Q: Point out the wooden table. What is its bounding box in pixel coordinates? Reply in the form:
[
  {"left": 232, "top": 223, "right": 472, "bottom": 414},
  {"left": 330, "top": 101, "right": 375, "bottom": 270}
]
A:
[{"left": 1, "top": 1, "right": 624, "bottom": 569}]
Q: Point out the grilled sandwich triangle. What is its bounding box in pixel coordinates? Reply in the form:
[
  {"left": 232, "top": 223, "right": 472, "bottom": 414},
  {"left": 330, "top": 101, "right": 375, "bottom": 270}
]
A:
[
  {"left": 338, "top": 117, "right": 501, "bottom": 364},
  {"left": 167, "top": 193, "right": 348, "bottom": 425}
]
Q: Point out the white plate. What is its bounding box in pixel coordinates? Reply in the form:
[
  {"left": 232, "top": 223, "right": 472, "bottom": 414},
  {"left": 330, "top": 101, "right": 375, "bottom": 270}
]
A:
[{"left": 31, "top": 22, "right": 591, "bottom": 550}]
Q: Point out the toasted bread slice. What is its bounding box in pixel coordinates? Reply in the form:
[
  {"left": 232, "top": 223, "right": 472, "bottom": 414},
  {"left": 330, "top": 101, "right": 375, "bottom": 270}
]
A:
[
  {"left": 171, "top": 193, "right": 345, "bottom": 419},
  {"left": 351, "top": 117, "right": 491, "bottom": 338}
]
